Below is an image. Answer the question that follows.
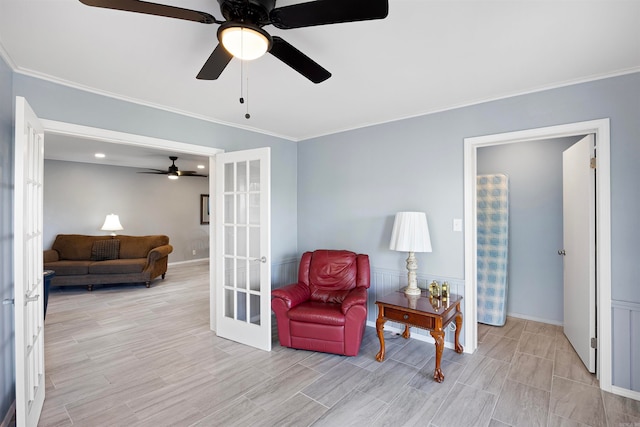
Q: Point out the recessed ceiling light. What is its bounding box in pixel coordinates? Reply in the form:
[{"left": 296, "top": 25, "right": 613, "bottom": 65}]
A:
[
  {"left": 197, "top": 164, "right": 205, "bottom": 169},
  {"left": 95, "top": 153, "right": 106, "bottom": 158}
]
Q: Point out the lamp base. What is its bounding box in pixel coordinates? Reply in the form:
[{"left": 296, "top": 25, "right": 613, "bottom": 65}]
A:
[
  {"left": 404, "top": 285, "right": 422, "bottom": 296},
  {"left": 404, "top": 251, "right": 422, "bottom": 296}
]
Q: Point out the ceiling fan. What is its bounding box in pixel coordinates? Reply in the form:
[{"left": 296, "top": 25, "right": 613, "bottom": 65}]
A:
[
  {"left": 79, "top": 0, "right": 389, "bottom": 83},
  {"left": 138, "top": 156, "right": 207, "bottom": 179}
]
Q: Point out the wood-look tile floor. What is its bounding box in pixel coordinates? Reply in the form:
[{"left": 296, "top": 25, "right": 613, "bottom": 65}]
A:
[{"left": 39, "top": 262, "right": 640, "bottom": 427}]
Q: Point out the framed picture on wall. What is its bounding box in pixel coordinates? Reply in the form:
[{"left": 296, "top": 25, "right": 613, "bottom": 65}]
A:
[{"left": 200, "top": 194, "right": 210, "bottom": 225}]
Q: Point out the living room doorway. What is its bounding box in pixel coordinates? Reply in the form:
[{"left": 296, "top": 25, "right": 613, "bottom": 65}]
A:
[{"left": 41, "top": 119, "right": 222, "bottom": 331}]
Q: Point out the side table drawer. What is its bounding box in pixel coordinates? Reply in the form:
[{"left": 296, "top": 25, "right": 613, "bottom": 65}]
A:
[{"left": 384, "top": 307, "right": 435, "bottom": 330}]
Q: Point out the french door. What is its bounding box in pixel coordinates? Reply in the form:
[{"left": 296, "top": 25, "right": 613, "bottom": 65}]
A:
[
  {"left": 14, "top": 96, "right": 46, "bottom": 426},
  {"left": 214, "top": 148, "right": 271, "bottom": 351}
]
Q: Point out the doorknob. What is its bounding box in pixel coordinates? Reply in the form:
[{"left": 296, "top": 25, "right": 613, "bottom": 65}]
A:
[
  {"left": 558, "top": 250, "right": 566, "bottom": 256},
  {"left": 250, "top": 256, "right": 267, "bottom": 263}
]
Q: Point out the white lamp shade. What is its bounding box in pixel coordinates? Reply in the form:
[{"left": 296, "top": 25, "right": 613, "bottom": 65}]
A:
[
  {"left": 101, "top": 214, "right": 123, "bottom": 232},
  {"left": 389, "top": 212, "right": 432, "bottom": 253}
]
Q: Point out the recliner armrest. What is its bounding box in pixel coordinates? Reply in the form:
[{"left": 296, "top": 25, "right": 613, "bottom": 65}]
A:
[
  {"left": 341, "top": 286, "right": 368, "bottom": 315},
  {"left": 272, "top": 282, "right": 310, "bottom": 309}
]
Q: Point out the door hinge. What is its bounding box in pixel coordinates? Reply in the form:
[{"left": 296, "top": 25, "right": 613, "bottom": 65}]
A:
[
  {"left": 590, "top": 337, "right": 598, "bottom": 349},
  {"left": 590, "top": 157, "right": 597, "bottom": 169}
]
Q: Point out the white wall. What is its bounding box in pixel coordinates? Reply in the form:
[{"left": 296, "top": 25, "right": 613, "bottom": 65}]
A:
[{"left": 44, "top": 159, "right": 210, "bottom": 262}]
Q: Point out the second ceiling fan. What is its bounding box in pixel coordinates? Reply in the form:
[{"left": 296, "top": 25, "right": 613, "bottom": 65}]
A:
[
  {"left": 139, "top": 156, "right": 207, "bottom": 179},
  {"left": 79, "top": 0, "right": 389, "bottom": 83}
]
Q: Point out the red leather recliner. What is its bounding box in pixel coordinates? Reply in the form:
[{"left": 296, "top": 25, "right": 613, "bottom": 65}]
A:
[{"left": 271, "top": 250, "right": 371, "bottom": 356}]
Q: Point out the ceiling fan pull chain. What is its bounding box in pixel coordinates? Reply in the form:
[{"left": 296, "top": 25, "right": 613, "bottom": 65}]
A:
[
  {"left": 245, "top": 74, "right": 250, "bottom": 119},
  {"left": 243, "top": 61, "right": 251, "bottom": 120},
  {"left": 239, "top": 58, "right": 245, "bottom": 105}
]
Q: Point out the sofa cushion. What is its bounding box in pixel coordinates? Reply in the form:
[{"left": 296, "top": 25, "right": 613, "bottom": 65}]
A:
[
  {"left": 52, "top": 235, "right": 113, "bottom": 260},
  {"left": 44, "top": 260, "right": 91, "bottom": 276},
  {"left": 91, "top": 239, "right": 120, "bottom": 261},
  {"left": 88, "top": 258, "right": 146, "bottom": 275},
  {"left": 118, "top": 235, "right": 169, "bottom": 259},
  {"left": 288, "top": 301, "right": 345, "bottom": 326}
]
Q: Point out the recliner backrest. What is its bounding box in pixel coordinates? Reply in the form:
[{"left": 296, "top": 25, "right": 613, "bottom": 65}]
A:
[{"left": 299, "top": 250, "right": 369, "bottom": 304}]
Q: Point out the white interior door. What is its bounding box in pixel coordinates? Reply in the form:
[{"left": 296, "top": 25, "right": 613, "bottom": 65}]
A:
[
  {"left": 14, "top": 96, "right": 46, "bottom": 426},
  {"left": 215, "top": 148, "right": 271, "bottom": 351},
  {"left": 562, "top": 134, "right": 596, "bottom": 373}
]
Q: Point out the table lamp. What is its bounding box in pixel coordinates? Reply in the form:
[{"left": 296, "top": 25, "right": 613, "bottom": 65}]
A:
[
  {"left": 101, "top": 214, "right": 123, "bottom": 236},
  {"left": 389, "top": 211, "right": 432, "bottom": 296}
]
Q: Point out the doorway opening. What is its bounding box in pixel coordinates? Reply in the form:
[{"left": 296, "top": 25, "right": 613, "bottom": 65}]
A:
[
  {"left": 40, "top": 119, "right": 223, "bottom": 330},
  {"left": 463, "top": 119, "right": 612, "bottom": 392}
]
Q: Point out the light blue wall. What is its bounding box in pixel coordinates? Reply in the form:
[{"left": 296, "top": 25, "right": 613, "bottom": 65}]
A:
[
  {"left": 477, "top": 137, "right": 581, "bottom": 323},
  {"left": 44, "top": 160, "right": 211, "bottom": 263},
  {"left": 0, "top": 55, "right": 14, "bottom": 422},
  {"left": 298, "top": 72, "right": 640, "bottom": 390},
  {"left": 12, "top": 74, "right": 298, "bottom": 263}
]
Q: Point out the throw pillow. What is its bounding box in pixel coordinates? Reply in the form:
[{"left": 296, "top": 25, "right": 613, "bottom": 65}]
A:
[{"left": 91, "top": 239, "right": 120, "bottom": 261}]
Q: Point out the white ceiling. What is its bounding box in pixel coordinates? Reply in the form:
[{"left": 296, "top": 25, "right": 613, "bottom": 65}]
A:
[
  {"left": 1, "top": 0, "right": 639, "bottom": 168},
  {"left": 44, "top": 132, "right": 210, "bottom": 174}
]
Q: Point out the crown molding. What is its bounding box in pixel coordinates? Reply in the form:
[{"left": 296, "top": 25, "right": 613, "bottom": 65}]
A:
[
  {"left": 0, "top": 41, "right": 17, "bottom": 70},
  {"left": 12, "top": 66, "right": 299, "bottom": 142}
]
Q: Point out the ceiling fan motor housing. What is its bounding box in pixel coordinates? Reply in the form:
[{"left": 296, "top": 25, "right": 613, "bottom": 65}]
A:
[{"left": 218, "top": 0, "right": 275, "bottom": 25}]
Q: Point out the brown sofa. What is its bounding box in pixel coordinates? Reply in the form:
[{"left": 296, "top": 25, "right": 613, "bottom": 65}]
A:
[{"left": 44, "top": 234, "right": 173, "bottom": 290}]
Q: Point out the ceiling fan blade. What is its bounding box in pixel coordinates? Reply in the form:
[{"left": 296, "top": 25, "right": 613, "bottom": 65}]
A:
[
  {"left": 79, "top": 0, "right": 218, "bottom": 24},
  {"left": 196, "top": 43, "right": 233, "bottom": 80},
  {"left": 269, "top": 37, "right": 331, "bottom": 84},
  {"left": 178, "top": 172, "right": 208, "bottom": 177},
  {"left": 138, "top": 171, "right": 168, "bottom": 174},
  {"left": 270, "top": 0, "right": 388, "bottom": 30}
]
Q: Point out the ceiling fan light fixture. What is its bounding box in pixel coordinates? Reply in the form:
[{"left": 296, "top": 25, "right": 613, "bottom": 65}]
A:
[
  {"left": 168, "top": 171, "right": 179, "bottom": 180},
  {"left": 219, "top": 24, "right": 271, "bottom": 60}
]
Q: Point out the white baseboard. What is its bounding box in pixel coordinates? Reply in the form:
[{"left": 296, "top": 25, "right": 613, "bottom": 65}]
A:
[
  {"left": 611, "top": 385, "right": 640, "bottom": 402},
  {"left": 0, "top": 399, "right": 15, "bottom": 427},
  {"left": 168, "top": 258, "right": 208, "bottom": 267},
  {"left": 506, "top": 311, "right": 563, "bottom": 326},
  {"left": 365, "top": 322, "right": 458, "bottom": 351}
]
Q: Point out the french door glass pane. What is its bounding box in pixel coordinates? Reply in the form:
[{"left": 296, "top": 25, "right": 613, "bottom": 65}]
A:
[
  {"left": 250, "top": 294, "right": 260, "bottom": 325},
  {"left": 237, "top": 194, "right": 247, "bottom": 224},
  {"left": 224, "top": 163, "right": 234, "bottom": 192},
  {"left": 249, "top": 194, "right": 260, "bottom": 225},
  {"left": 225, "top": 289, "right": 234, "bottom": 319},
  {"left": 249, "top": 227, "right": 260, "bottom": 260},
  {"left": 237, "top": 258, "right": 247, "bottom": 290},
  {"left": 224, "top": 257, "right": 234, "bottom": 287},
  {"left": 237, "top": 291, "right": 247, "bottom": 321},
  {"left": 224, "top": 195, "right": 234, "bottom": 222},
  {"left": 249, "top": 160, "right": 260, "bottom": 190},
  {"left": 249, "top": 262, "right": 260, "bottom": 292},
  {"left": 237, "top": 161, "right": 247, "bottom": 192},
  {"left": 224, "top": 226, "right": 234, "bottom": 256}
]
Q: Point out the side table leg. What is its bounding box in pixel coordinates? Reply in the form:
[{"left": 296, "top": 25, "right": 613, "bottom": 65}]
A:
[
  {"left": 430, "top": 329, "right": 445, "bottom": 383},
  {"left": 401, "top": 324, "right": 410, "bottom": 339},
  {"left": 375, "top": 316, "right": 386, "bottom": 362},
  {"left": 455, "top": 311, "right": 464, "bottom": 353}
]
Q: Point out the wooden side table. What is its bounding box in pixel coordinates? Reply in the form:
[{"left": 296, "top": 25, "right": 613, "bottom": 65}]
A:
[{"left": 375, "top": 291, "right": 463, "bottom": 383}]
